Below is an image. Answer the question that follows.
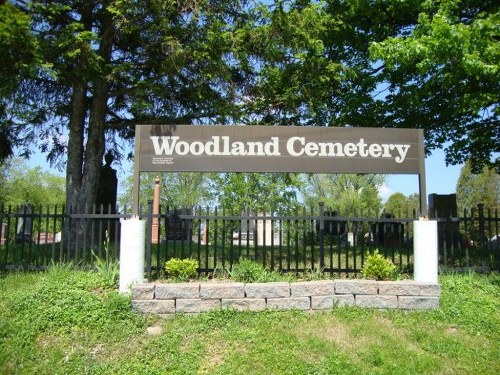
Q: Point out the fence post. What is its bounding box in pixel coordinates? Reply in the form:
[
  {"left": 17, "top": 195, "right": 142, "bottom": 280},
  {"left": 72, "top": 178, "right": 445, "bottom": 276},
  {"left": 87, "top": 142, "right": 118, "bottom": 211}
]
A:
[
  {"left": 319, "top": 202, "right": 325, "bottom": 270},
  {"left": 146, "top": 200, "right": 153, "bottom": 281},
  {"left": 477, "top": 203, "right": 486, "bottom": 270}
]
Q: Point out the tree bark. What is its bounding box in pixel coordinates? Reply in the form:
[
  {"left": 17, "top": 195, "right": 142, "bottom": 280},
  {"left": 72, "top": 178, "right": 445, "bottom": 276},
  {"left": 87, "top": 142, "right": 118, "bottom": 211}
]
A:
[
  {"left": 65, "top": 1, "right": 92, "bottom": 212},
  {"left": 67, "top": 2, "right": 114, "bottom": 214},
  {"left": 66, "top": 82, "right": 86, "bottom": 212}
]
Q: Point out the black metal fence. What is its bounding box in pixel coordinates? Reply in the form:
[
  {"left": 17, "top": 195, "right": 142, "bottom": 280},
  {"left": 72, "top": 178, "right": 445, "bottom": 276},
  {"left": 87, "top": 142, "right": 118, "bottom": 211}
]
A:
[{"left": 1, "top": 203, "right": 498, "bottom": 278}]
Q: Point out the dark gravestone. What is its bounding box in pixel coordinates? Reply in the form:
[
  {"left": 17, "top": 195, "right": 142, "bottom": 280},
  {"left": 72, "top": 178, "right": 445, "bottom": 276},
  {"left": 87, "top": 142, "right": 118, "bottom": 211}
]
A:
[
  {"left": 97, "top": 151, "right": 118, "bottom": 214},
  {"left": 428, "top": 193, "right": 459, "bottom": 248},
  {"left": 165, "top": 208, "right": 192, "bottom": 242},
  {"left": 96, "top": 152, "right": 118, "bottom": 238},
  {"left": 371, "top": 213, "right": 404, "bottom": 247}
]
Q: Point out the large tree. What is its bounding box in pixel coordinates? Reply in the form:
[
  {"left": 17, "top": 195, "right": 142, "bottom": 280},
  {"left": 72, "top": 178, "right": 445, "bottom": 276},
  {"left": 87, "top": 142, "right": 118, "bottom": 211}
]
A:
[
  {"left": 383, "top": 192, "right": 420, "bottom": 218},
  {"left": 238, "top": 0, "right": 498, "bottom": 170},
  {"left": 6, "top": 0, "right": 250, "bottom": 214},
  {"left": 4, "top": 0, "right": 498, "bottom": 220},
  {"left": 0, "top": 1, "right": 40, "bottom": 161},
  {"left": 211, "top": 172, "right": 302, "bottom": 213},
  {"left": 300, "top": 174, "right": 385, "bottom": 216},
  {"left": 370, "top": 0, "right": 499, "bottom": 172},
  {"left": 0, "top": 158, "right": 65, "bottom": 207},
  {"left": 456, "top": 163, "right": 499, "bottom": 212},
  {"left": 118, "top": 172, "right": 214, "bottom": 210},
  {"left": 238, "top": 0, "right": 422, "bottom": 126}
]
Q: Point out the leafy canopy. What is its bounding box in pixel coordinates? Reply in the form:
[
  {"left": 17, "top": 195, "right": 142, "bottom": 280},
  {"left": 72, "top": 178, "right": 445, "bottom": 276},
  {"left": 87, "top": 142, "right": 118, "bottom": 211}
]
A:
[{"left": 370, "top": 0, "right": 499, "bottom": 172}]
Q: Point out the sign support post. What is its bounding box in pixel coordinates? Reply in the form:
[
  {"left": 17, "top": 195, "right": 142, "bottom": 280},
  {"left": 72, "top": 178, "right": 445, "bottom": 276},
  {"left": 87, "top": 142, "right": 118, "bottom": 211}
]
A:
[{"left": 132, "top": 125, "right": 142, "bottom": 216}]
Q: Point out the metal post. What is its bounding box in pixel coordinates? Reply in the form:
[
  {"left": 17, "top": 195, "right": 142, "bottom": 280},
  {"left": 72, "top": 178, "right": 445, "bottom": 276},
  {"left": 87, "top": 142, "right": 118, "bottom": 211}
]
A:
[
  {"left": 417, "top": 129, "right": 428, "bottom": 217},
  {"left": 151, "top": 177, "right": 160, "bottom": 244},
  {"left": 319, "top": 202, "right": 325, "bottom": 270},
  {"left": 146, "top": 200, "right": 153, "bottom": 280},
  {"left": 478, "top": 203, "right": 486, "bottom": 270},
  {"left": 132, "top": 125, "right": 142, "bottom": 216}
]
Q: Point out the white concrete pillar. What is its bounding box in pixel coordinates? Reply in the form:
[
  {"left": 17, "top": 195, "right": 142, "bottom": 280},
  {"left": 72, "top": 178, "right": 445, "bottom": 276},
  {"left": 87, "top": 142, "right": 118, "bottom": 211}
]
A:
[
  {"left": 119, "top": 218, "right": 146, "bottom": 293},
  {"left": 413, "top": 219, "right": 438, "bottom": 283}
]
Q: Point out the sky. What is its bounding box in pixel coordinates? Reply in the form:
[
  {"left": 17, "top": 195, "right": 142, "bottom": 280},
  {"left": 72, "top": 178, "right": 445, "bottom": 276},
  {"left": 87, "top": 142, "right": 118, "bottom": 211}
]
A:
[
  {"left": 383, "top": 147, "right": 461, "bottom": 200},
  {"left": 24, "top": 143, "right": 463, "bottom": 203}
]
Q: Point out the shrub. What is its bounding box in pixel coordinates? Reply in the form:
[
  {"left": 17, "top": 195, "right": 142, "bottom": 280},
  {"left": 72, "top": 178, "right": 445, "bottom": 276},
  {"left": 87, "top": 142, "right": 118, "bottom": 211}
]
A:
[
  {"left": 362, "top": 250, "right": 399, "bottom": 281},
  {"left": 229, "top": 258, "right": 289, "bottom": 283},
  {"left": 165, "top": 258, "right": 199, "bottom": 281},
  {"left": 229, "top": 258, "right": 265, "bottom": 283}
]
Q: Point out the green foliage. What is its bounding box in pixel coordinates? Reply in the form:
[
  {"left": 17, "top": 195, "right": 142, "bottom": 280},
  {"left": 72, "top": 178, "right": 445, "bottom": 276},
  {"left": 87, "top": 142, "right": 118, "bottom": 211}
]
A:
[
  {"left": 92, "top": 231, "right": 120, "bottom": 289},
  {"left": 0, "top": 158, "right": 65, "bottom": 206},
  {"left": 229, "top": 258, "right": 291, "bottom": 283},
  {"left": 384, "top": 192, "right": 420, "bottom": 218},
  {"left": 4, "top": 0, "right": 257, "bottom": 214},
  {"left": 229, "top": 258, "right": 265, "bottom": 283},
  {"left": 211, "top": 172, "right": 302, "bottom": 213},
  {"left": 119, "top": 172, "right": 214, "bottom": 209},
  {"left": 301, "top": 174, "right": 385, "bottom": 215},
  {"left": 456, "top": 162, "right": 499, "bottom": 212},
  {"left": 362, "top": 250, "right": 399, "bottom": 281},
  {"left": 300, "top": 267, "right": 328, "bottom": 281},
  {"left": 165, "top": 258, "right": 199, "bottom": 281},
  {"left": 370, "top": 0, "right": 499, "bottom": 171}
]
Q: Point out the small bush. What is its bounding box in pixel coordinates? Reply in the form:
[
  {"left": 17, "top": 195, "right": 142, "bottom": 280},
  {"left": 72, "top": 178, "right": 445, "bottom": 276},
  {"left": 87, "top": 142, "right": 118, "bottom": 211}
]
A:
[
  {"left": 230, "top": 258, "right": 265, "bottom": 283},
  {"left": 362, "top": 250, "right": 399, "bottom": 281},
  {"left": 229, "top": 258, "right": 289, "bottom": 283},
  {"left": 165, "top": 258, "right": 199, "bottom": 281}
]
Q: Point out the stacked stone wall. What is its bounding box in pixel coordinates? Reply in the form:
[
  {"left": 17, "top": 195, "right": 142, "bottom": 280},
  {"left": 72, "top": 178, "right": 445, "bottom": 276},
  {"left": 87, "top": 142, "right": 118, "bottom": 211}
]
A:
[{"left": 132, "top": 280, "right": 440, "bottom": 315}]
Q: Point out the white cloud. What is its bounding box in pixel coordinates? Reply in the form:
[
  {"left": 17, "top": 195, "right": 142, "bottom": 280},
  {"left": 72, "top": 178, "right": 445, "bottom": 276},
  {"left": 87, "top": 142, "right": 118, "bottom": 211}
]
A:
[{"left": 378, "top": 184, "right": 393, "bottom": 203}]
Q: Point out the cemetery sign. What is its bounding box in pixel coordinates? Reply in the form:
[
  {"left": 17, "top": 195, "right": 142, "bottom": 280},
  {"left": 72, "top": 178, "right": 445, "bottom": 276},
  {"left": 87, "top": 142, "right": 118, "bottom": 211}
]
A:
[{"left": 133, "top": 125, "right": 426, "bottom": 213}]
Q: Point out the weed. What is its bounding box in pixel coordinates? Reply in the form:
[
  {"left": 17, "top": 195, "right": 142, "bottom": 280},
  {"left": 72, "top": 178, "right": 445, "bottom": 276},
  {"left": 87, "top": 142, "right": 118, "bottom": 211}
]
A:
[
  {"left": 301, "top": 267, "right": 328, "bottom": 281},
  {"left": 229, "top": 258, "right": 290, "bottom": 283},
  {"left": 92, "top": 231, "right": 119, "bottom": 289}
]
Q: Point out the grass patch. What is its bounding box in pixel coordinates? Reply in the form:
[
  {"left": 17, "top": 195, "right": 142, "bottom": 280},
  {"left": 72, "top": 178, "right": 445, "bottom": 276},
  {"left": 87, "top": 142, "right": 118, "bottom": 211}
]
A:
[{"left": 1, "top": 269, "right": 499, "bottom": 374}]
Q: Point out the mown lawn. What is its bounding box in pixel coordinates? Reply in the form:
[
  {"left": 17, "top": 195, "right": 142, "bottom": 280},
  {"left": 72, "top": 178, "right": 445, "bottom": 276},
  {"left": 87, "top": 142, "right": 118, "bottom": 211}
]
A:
[{"left": 1, "top": 267, "right": 499, "bottom": 375}]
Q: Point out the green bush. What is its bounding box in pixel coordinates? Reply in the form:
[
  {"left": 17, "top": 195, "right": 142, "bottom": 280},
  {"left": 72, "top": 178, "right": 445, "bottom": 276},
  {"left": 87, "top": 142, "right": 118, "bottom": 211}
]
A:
[
  {"left": 361, "top": 250, "right": 399, "bottom": 281},
  {"left": 165, "top": 258, "right": 199, "bottom": 281},
  {"left": 229, "top": 258, "right": 290, "bottom": 283},
  {"left": 230, "top": 258, "right": 267, "bottom": 283}
]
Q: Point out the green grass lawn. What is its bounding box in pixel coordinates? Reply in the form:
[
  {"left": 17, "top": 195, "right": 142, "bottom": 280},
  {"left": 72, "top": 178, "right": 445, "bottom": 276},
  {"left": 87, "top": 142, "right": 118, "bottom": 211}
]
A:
[{"left": 1, "top": 268, "right": 499, "bottom": 375}]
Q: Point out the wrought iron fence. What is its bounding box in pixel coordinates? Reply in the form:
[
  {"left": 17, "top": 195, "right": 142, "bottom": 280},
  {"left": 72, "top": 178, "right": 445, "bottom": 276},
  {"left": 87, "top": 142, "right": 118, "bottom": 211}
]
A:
[{"left": 1, "top": 203, "right": 498, "bottom": 277}]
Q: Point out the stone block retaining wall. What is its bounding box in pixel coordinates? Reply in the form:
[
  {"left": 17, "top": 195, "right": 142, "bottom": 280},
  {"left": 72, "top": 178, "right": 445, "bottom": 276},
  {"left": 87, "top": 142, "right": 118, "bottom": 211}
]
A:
[{"left": 131, "top": 280, "right": 440, "bottom": 315}]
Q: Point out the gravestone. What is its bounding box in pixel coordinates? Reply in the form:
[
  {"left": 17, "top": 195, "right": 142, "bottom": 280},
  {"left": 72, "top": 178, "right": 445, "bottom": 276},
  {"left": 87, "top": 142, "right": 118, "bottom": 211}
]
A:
[
  {"left": 96, "top": 151, "right": 118, "bottom": 213},
  {"left": 165, "top": 208, "right": 192, "bottom": 242},
  {"left": 1, "top": 223, "right": 7, "bottom": 245},
  {"left": 96, "top": 151, "right": 118, "bottom": 239},
  {"left": 428, "top": 193, "right": 459, "bottom": 248},
  {"left": 15, "top": 204, "right": 33, "bottom": 243},
  {"left": 369, "top": 213, "right": 404, "bottom": 247}
]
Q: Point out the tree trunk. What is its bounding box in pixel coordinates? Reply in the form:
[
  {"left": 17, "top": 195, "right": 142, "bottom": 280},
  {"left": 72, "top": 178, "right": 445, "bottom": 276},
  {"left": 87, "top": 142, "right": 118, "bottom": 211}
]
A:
[
  {"left": 76, "top": 2, "right": 114, "bottom": 213},
  {"left": 65, "top": 1, "right": 92, "bottom": 212},
  {"left": 67, "top": 2, "right": 114, "bottom": 213},
  {"left": 64, "top": 3, "right": 114, "bottom": 251},
  {"left": 66, "top": 82, "right": 86, "bottom": 211}
]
